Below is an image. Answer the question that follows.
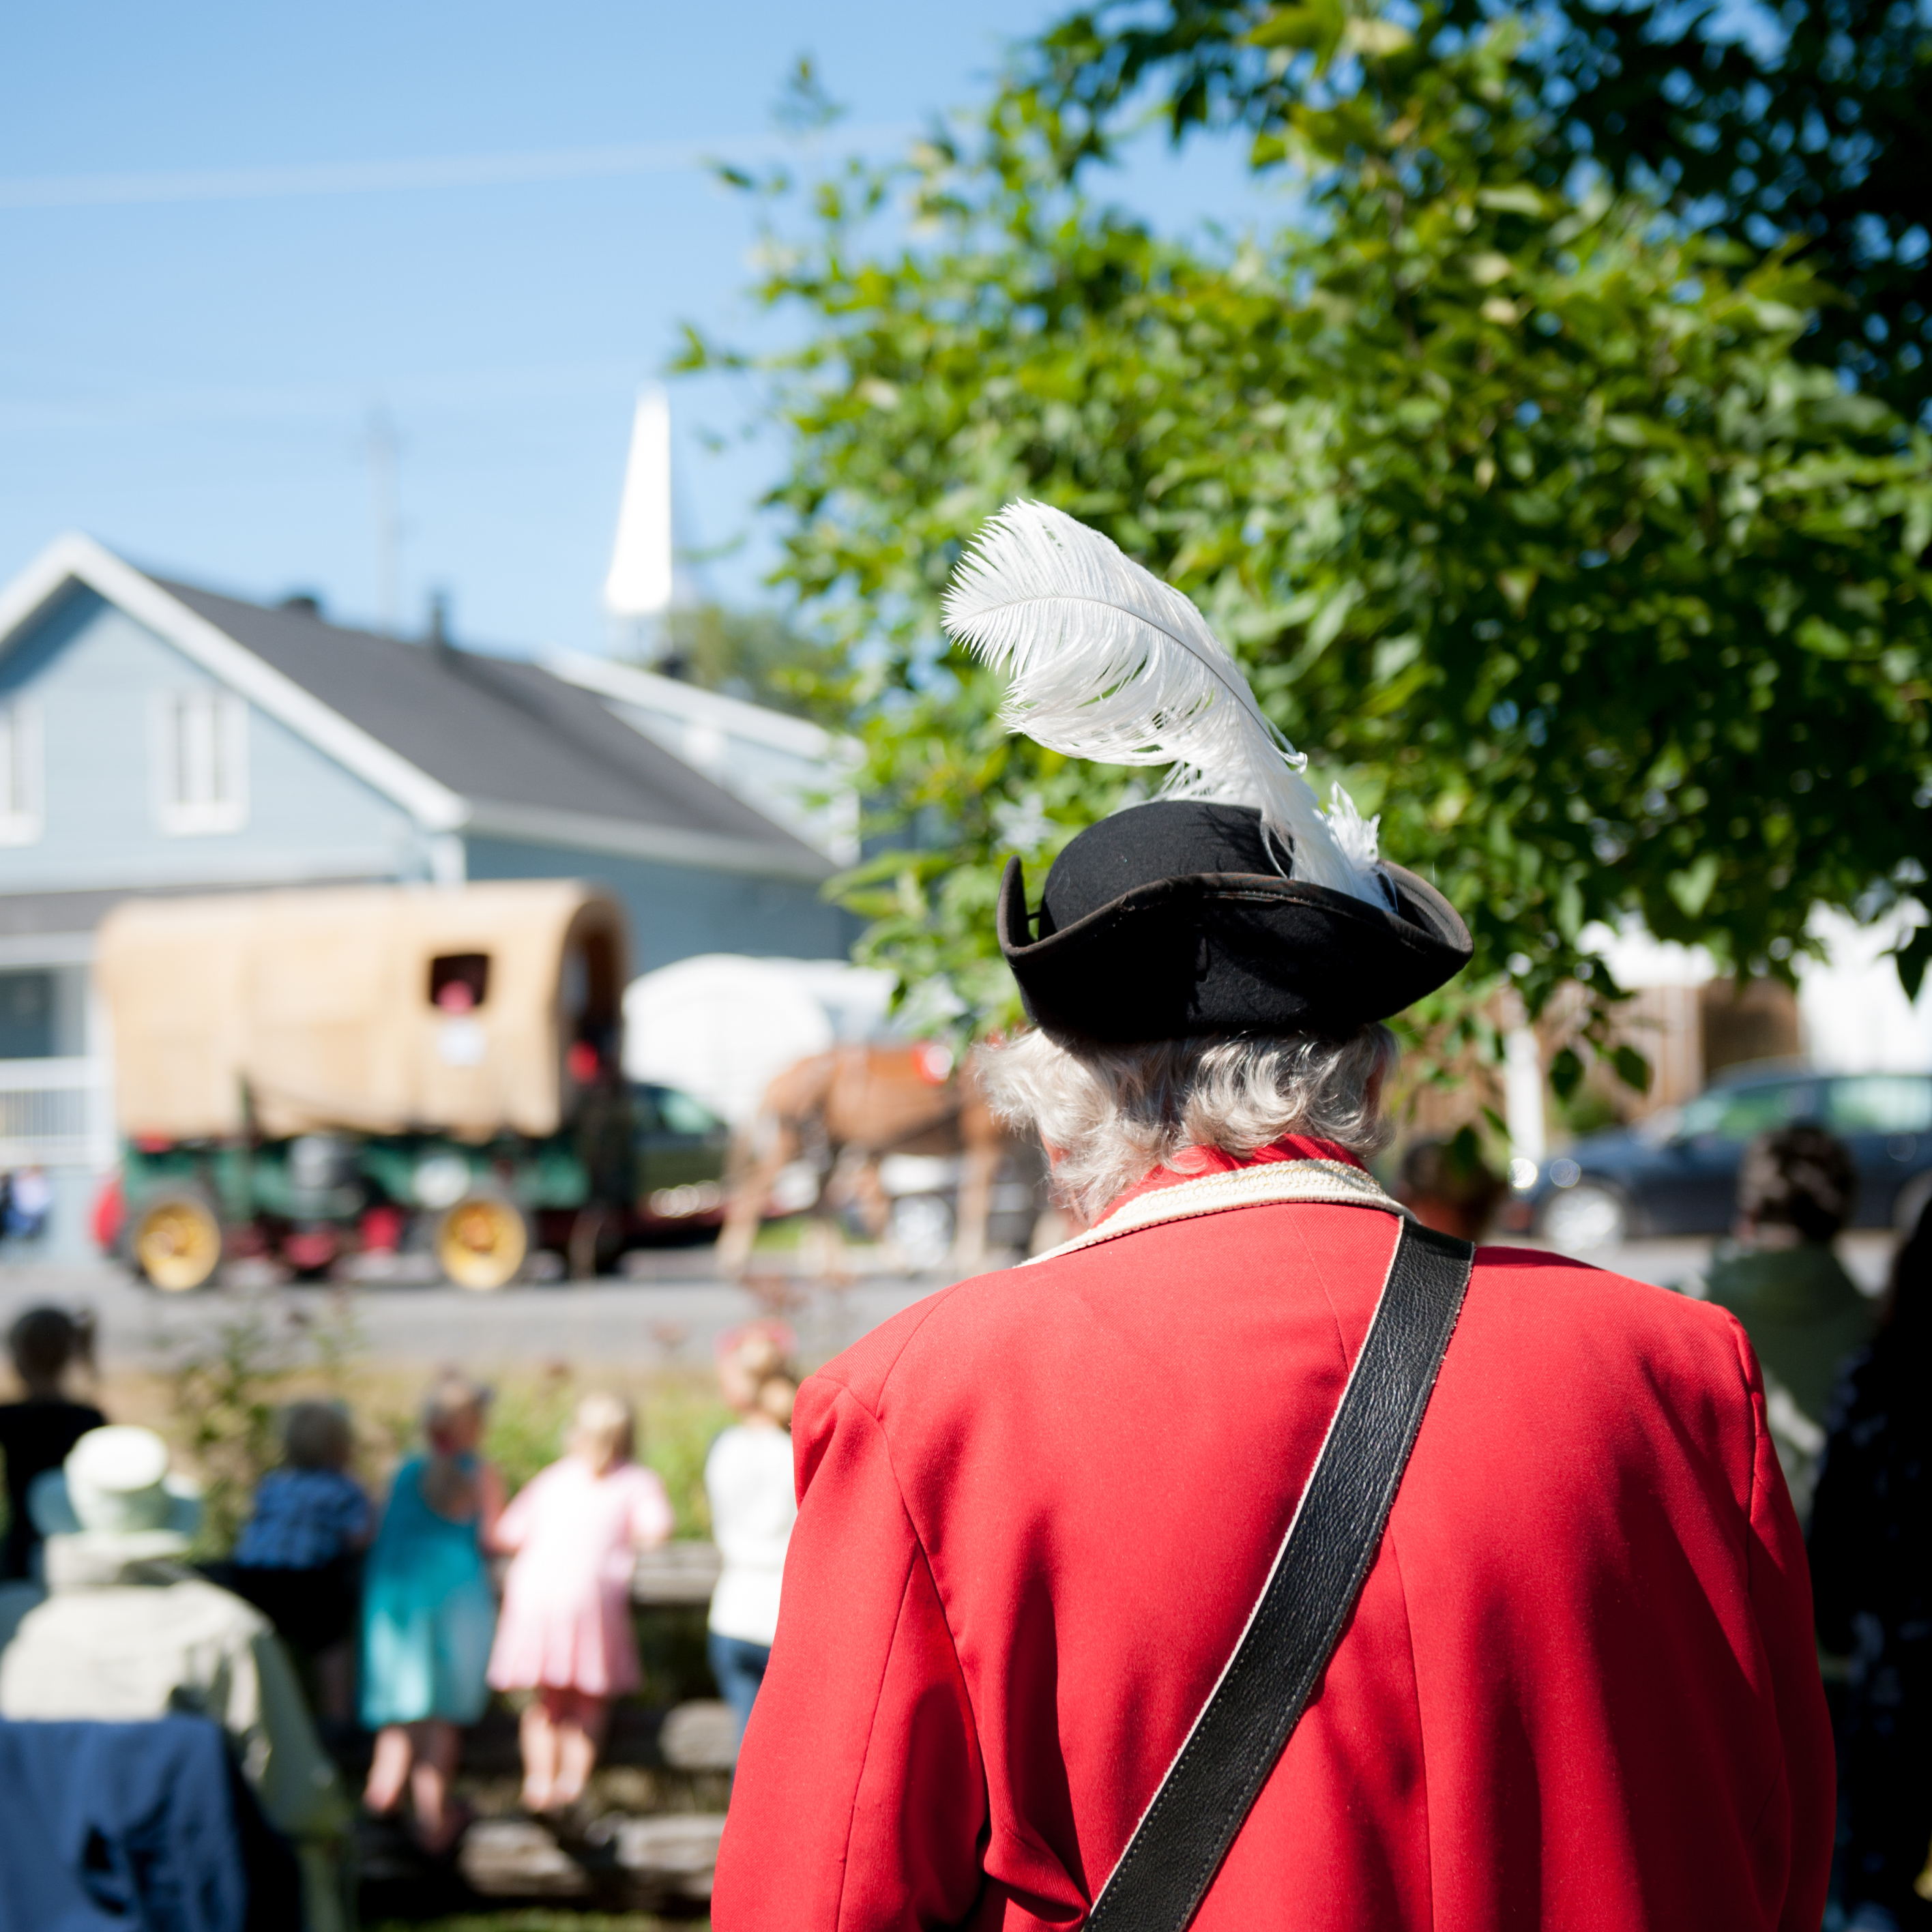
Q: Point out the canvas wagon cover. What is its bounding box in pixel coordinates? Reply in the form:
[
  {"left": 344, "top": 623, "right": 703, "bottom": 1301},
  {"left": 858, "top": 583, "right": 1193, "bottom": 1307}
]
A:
[{"left": 97, "top": 881, "right": 628, "bottom": 1140}]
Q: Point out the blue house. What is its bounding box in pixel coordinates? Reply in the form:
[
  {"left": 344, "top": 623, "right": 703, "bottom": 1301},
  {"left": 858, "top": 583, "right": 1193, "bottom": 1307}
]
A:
[{"left": 0, "top": 532, "right": 854, "bottom": 1258}]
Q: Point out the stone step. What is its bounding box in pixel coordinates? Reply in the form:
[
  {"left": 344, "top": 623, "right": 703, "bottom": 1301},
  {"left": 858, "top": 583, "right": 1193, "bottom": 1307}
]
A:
[{"left": 456, "top": 1811, "right": 725, "bottom": 1906}]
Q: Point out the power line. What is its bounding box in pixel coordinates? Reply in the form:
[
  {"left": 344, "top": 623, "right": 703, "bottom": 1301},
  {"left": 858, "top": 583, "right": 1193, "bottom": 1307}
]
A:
[{"left": 0, "top": 125, "right": 916, "bottom": 211}]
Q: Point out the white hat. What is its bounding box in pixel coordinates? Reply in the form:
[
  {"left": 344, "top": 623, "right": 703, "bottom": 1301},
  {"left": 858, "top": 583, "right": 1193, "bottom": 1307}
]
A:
[{"left": 29, "top": 1424, "right": 203, "bottom": 1552}]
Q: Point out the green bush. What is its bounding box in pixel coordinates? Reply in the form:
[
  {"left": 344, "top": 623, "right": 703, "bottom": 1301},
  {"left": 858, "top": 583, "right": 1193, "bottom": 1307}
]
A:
[
  {"left": 639, "top": 1380, "right": 735, "bottom": 1540},
  {"left": 478, "top": 1369, "right": 579, "bottom": 1502},
  {"left": 161, "top": 1289, "right": 364, "bottom": 1557},
  {"left": 481, "top": 1369, "right": 733, "bottom": 1540},
  {"left": 155, "top": 1297, "right": 733, "bottom": 1558}
]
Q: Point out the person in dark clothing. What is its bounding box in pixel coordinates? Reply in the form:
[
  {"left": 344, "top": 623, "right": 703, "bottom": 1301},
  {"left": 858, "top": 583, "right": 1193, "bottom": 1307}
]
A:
[
  {"left": 1810, "top": 1201, "right": 1932, "bottom": 1931},
  {"left": 1703, "top": 1122, "right": 1875, "bottom": 1525},
  {"left": 1393, "top": 1134, "right": 1505, "bottom": 1243},
  {"left": 227, "top": 1401, "right": 372, "bottom": 1723},
  {"left": 0, "top": 1306, "right": 105, "bottom": 1581}
]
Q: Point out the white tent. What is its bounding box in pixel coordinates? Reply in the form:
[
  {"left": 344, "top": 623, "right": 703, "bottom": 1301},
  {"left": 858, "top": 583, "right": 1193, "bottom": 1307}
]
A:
[
  {"left": 624, "top": 954, "right": 895, "bottom": 1126},
  {"left": 1797, "top": 907, "right": 1932, "bottom": 1073}
]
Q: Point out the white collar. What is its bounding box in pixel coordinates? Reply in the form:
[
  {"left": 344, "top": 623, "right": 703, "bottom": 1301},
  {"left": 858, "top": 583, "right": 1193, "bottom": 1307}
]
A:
[{"left": 1028, "top": 1155, "right": 1407, "bottom": 1265}]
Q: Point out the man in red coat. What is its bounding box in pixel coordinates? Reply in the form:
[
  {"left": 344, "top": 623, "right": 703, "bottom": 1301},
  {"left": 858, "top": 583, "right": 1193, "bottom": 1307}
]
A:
[
  {"left": 712, "top": 802, "right": 1831, "bottom": 1929},
  {"left": 713, "top": 510, "right": 1832, "bottom": 1929}
]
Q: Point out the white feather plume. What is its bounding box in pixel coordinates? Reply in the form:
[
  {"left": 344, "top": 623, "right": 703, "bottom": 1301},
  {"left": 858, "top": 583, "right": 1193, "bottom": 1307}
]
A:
[{"left": 942, "top": 500, "right": 1384, "bottom": 903}]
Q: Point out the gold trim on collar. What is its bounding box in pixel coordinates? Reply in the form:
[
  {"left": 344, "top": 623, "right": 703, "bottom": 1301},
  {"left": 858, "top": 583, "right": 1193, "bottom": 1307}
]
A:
[{"left": 1027, "top": 1157, "right": 1407, "bottom": 1265}]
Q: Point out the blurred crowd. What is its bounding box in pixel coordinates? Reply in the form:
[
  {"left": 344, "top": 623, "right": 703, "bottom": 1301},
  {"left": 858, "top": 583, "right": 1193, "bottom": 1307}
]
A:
[
  {"left": 0, "top": 1311, "right": 800, "bottom": 1926},
  {"left": 0, "top": 1165, "right": 51, "bottom": 1248},
  {"left": 0, "top": 1128, "right": 1924, "bottom": 1924}
]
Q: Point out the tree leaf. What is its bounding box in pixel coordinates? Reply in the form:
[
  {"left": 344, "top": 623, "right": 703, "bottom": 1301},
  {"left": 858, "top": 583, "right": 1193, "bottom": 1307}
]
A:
[
  {"left": 1611, "top": 1044, "right": 1653, "bottom": 1096},
  {"left": 1667, "top": 857, "right": 1721, "bottom": 918},
  {"left": 1892, "top": 918, "right": 1932, "bottom": 1003}
]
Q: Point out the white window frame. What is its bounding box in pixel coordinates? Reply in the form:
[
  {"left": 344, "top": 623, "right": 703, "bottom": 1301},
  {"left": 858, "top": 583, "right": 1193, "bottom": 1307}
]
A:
[
  {"left": 153, "top": 690, "right": 249, "bottom": 836},
  {"left": 0, "top": 701, "right": 43, "bottom": 847}
]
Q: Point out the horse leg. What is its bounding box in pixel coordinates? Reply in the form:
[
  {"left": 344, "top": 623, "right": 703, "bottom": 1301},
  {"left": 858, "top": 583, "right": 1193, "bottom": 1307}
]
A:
[
  {"left": 717, "top": 1115, "right": 795, "bottom": 1276},
  {"left": 804, "top": 1146, "right": 873, "bottom": 1280},
  {"left": 950, "top": 1139, "right": 999, "bottom": 1271},
  {"left": 949, "top": 1072, "right": 1007, "bottom": 1271},
  {"left": 850, "top": 1153, "right": 891, "bottom": 1244}
]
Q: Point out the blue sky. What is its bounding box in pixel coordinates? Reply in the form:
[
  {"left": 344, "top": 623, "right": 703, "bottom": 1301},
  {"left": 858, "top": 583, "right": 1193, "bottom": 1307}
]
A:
[{"left": 3, "top": 3, "right": 1274, "bottom": 656}]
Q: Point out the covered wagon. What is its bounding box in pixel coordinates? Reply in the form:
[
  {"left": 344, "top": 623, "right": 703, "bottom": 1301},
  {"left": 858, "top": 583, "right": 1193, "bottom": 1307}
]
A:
[{"left": 97, "top": 881, "right": 643, "bottom": 1290}]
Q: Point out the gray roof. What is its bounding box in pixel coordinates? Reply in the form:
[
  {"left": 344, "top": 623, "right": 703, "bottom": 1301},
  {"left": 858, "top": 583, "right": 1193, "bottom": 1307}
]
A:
[{"left": 153, "top": 579, "right": 821, "bottom": 862}]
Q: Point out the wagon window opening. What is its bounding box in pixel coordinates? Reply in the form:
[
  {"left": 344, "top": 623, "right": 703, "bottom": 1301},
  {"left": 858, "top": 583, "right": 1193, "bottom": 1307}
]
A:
[
  {"left": 430, "top": 953, "right": 491, "bottom": 1012},
  {"left": 562, "top": 927, "right": 621, "bottom": 1078}
]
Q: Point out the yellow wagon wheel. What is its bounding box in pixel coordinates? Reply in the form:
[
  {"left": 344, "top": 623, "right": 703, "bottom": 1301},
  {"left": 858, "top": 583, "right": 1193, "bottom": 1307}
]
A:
[
  {"left": 435, "top": 1196, "right": 529, "bottom": 1291},
  {"left": 134, "top": 1195, "right": 222, "bottom": 1293}
]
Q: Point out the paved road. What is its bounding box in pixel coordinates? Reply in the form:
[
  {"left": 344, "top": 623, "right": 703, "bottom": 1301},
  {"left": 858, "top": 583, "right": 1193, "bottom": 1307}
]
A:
[
  {"left": 0, "top": 1253, "right": 947, "bottom": 1374},
  {"left": 0, "top": 1229, "right": 1897, "bottom": 1374}
]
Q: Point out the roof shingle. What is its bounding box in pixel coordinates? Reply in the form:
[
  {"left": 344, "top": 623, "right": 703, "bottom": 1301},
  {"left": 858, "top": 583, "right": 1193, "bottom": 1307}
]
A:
[{"left": 153, "top": 578, "right": 819, "bottom": 861}]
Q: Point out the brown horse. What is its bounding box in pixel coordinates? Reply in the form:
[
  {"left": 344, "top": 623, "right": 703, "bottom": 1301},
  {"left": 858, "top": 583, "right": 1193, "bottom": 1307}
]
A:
[{"left": 716, "top": 1043, "right": 1016, "bottom": 1275}]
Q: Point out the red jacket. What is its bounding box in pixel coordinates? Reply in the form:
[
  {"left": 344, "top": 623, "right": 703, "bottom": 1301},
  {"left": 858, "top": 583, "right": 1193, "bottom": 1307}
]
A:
[{"left": 714, "top": 1145, "right": 1833, "bottom": 1930}]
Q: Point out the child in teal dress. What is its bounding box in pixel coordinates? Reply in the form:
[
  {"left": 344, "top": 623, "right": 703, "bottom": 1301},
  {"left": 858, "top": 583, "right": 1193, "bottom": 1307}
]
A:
[{"left": 361, "top": 1375, "right": 501, "bottom": 1854}]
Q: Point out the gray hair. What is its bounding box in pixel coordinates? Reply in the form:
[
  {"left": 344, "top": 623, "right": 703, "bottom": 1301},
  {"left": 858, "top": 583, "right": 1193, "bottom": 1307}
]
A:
[{"left": 980, "top": 1027, "right": 1398, "bottom": 1227}]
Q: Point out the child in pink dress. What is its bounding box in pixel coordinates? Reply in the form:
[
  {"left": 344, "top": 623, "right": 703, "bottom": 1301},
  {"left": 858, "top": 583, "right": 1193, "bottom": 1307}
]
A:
[{"left": 487, "top": 1392, "right": 673, "bottom": 1811}]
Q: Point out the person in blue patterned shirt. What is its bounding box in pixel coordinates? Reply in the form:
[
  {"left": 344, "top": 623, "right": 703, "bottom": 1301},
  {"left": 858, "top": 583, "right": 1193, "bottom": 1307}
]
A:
[{"left": 229, "top": 1402, "right": 372, "bottom": 1720}]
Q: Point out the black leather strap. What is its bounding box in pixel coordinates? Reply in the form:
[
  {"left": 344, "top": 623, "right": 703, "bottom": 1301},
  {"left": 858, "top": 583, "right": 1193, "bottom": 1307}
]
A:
[{"left": 1085, "top": 1215, "right": 1475, "bottom": 1932}]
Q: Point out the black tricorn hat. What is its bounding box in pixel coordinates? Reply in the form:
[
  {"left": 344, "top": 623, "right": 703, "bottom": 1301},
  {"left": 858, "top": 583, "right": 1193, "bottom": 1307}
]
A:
[{"left": 997, "top": 800, "right": 1473, "bottom": 1044}]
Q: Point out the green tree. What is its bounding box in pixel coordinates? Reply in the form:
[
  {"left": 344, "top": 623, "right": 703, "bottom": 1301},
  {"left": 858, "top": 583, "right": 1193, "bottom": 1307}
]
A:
[
  {"left": 1016, "top": 0, "right": 1932, "bottom": 416},
  {"left": 684, "top": 15, "right": 1932, "bottom": 1086},
  {"left": 650, "top": 600, "right": 847, "bottom": 723}
]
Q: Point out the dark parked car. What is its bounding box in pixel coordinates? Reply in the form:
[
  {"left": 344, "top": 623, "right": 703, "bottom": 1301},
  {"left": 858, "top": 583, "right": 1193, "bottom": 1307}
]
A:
[
  {"left": 1508, "top": 1065, "right": 1932, "bottom": 1251},
  {"left": 630, "top": 1081, "right": 733, "bottom": 1242}
]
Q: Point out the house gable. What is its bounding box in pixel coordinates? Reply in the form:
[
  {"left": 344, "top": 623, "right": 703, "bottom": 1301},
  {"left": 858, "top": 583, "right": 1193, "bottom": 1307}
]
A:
[
  {"left": 0, "top": 533, "right": 463, "bottom": 829},
  {"left": 0, "top": 585, "right": 427, "bottom": 894},
  {"left": 159, "top": 583, "right": 833, "bottom": 879},
  {"left": 0, "top": 536, "right": 836, "bottom": 886}
]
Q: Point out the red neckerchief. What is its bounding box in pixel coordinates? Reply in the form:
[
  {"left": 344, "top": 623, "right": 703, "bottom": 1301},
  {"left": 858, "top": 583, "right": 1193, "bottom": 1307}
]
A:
[{"left": 1096, "top": 1134, "right": 1368, "bottom": 1227}]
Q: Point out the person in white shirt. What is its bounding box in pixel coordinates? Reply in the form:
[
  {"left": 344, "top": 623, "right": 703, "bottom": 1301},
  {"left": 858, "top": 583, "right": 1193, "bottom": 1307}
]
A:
[{"left": 703, "top": 1325, "right": 800, "bottom": 1753}]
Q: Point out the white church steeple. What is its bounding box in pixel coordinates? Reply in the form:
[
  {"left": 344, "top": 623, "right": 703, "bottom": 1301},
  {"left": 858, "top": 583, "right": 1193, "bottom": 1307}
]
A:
[{"left": 603, "top": 385, "right": 674, "bottom": 656}]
